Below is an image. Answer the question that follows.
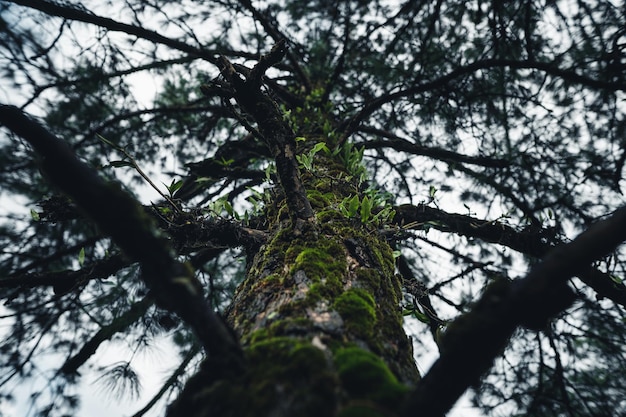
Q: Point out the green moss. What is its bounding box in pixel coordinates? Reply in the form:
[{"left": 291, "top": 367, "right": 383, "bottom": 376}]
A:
[
  {"left": 245, "top": 328, "right": 270, "bottom": 344},
  {"left": 247, "top": 337, "right": 328, "bottom": 378},
  {"left": 333, "top": 288, "right": 376, "bottom": 337},
  {"left": 334, "top": 347, "right": 408, "bottom": 408},
  {"left": 268, "top": 317, "right": 312, "bottom": 336},
  {"left": 277, "top": 203, "right": 290, "bottom": 221},
  {"left": 288, "top": 240, "right": 346, "bottom": 283},
  {"left": 307, "top": 279, "right": 342, "bottom": 302},
  {"left": 179, "top": 337, "right": 338, "bottom": 417},
  {"left": 306, "top": 282, "right": 324, "bottom": 302},
  {"left": 355, "top": 268, "right": 382, "bottom": 292},
  {"left": 371, "top": 243, "right": 396, "bottom": 276},
  {"left": 291, "top": 248, "right": 329, "bottom": 281},
  {"left": 316, "top": 208, "right": 345, "bottom": 224},
  {"left": 309, "top": 173, "right": 358, "bottom": 195},
  {"left": 256, "top": 273, "right": 281, "bottom": 288},
  {"left": 306, "top": 189, "right": 332, "bottom": 209},
  {"left": 243, "top": 337, "right": 337, "bottom": 416}
]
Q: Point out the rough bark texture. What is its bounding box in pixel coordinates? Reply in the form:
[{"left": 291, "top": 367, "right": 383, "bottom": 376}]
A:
[{"left": 168, "top": 149, "right": 419, "bottom": 417}]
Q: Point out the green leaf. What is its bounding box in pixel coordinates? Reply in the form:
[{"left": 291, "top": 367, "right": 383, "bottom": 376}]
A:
[
  {"left": 217, "top": 158, "right": 235, "bottom": 166},
  {"left": 348, "top": 194, "right": 360, "bottom": 217},
  {"left": 265, "top": 164, "right": 274, "bottom": 182},
  {"left": 194, "top": 176, "right": 212, "bottom": 184},
  {"left": 295, "top": 136, "right": 306, "bottom": 142},
  {"left": 30, "top": 209, "right": 40, "bottom": 221},
  {"left": 322, "top": 120, "right": 333, "bottom": 135},
  {"left": 109, "top": 160, "right": 135, "bottom": 168},
  {"left": 224, "top": 201, "right": 234, "bottom": 217},
  {"left": 167, "top": 179, "right": 183, "bottom": 194},
  {"left": 78, "top": 247, "right": 85, "bottom": 266},
  {"left": 96, "top": 133, "right": 119, "bottom": 149},
  {"left": 296, "top": 154, "right": 313, "bottom": 170},
  {"left": 412, "top": 309, "right": 430, "bottom": 323},
  {"left": 360, "top": 195, "right": 371, "bottom": 223},
  {"left": 210, "top": 199, "right": 224, "bottom": 214},
  {"left": 158, "top": 206, "right": 172, "bottom": 215},
  {"left": 311, "top": 142, "right": 328, "bottom": 154}
]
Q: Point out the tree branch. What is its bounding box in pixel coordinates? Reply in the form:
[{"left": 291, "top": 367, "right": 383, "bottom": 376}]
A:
[
  {"left": 61, "top": 295, "right": 154, "bottom": 375},
  {"left": 0, "top": 104, "right": 244, "bottom": 373},
  {"left": 8, "top": 0, "right": 220, "bottom": 64},
  {"left": 216, "top": 43, "right": 314, "bottom": 226},
  {"left": 236, "top": 0, "right": 312, "bottom": 92},
  {"left": 394, "top": 204, "right": 626, "bottom": 309},
  {"left": 131, "top": 345, "right": 201, "bottom": 417},
  {"left": 0, "top": 254, "right": 128, "bottom": 296},
  {"left": 359, "top": 129, "right": 512, "bottom": 168},
  {"left": 22, "top": 56, "right": 198, "bottom": 108},
  {"left": 402, "top": 204, "right": 626, "bottom": 417},
  {"left": 339, "top": 58, "right": 626, "bottom": 142}
]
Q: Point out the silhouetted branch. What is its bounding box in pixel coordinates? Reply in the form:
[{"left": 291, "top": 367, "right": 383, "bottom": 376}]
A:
[
  {"left": 339, "top": 58, "right": 626, "bottom": 142},
  {"left": 359, "top": 129, "right": 511, "bottom": 168},
  {"left": 402, "top": 204, "right": 626, "bottom": 417},
  {"left": 82, "top": 103, "right": 227, "bottom": 144},
  {"left": 237, "top": 0, "right": 312, "bottom": 92},
  {"left": 173, "top": 156, "right": 266, "bottom": 202},
  {"left": 8, "top": 0, "right": 220, "bottom": 64},
  {"left": 394, "top": 204, "right": 626, "bottom": 309},
  {"left": 9, "top": 235, "right": 100, "bottom": 276},
  {"left": 131, "top": 344, "right": 201, "bottom": 417},
  {"left": 61, "top": 295, "right": 154, "bottom": 375},
  {"left": 0, "top": 104, "right": 244, "bottom": 373},
  {"left": 22, "top": 56, "right": 198, "bottom": 108},
  {"left": 394, "top": 204, "right": 551, "bottom": 257},
  {"left": 0, "top": 254, "right": 128, "bottom": 296}
]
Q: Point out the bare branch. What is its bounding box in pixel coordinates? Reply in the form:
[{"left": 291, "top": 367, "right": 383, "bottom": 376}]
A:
[
  {"left": 7, "top": 0, "right": 220, "bottom": 64},
  {"left": 61, "top": 296, "right": 154, "bottom": 375},
  {"left": 401, "top": 204, "right": 626, "bottom": 417},
  {"left": 0, "top": 254, "right": 128, "bottom": 296},
  {"left": 236, "top": 0, "right": 312, "bottom": 91},
  {"left": 359, "top": 129, "right": 512, "bottom": 168},
  {"left": 394, "top": 204, "right": 626, "bottom": 309},
  {"left": 216, "top": 46, "right": 314, "bottom": 226},
  {"left": 339, "top": 58, "right": 626, "bottom": 142}
]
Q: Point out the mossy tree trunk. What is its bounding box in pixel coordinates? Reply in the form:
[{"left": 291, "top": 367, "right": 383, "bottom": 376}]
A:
[
  {"left": 169, "top": 151, "right": 419, "bottom": 417},
  {"left": 167, "top": 47, "right": 419, "bottom": 417}
]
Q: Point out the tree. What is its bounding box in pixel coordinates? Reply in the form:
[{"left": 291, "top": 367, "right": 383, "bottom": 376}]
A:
[{"left": 1, "top": 0, "right": 626, "bottom": 416}]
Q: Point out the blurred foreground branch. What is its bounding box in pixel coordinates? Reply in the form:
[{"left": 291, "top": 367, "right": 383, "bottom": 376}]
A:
[{"left": 0, "top": 104, "right": 244, "bottom": 374}]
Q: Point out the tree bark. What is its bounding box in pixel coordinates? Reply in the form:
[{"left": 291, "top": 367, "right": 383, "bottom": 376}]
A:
[{"left": 168, "top": 150, "right": 419, "bottom": 417}]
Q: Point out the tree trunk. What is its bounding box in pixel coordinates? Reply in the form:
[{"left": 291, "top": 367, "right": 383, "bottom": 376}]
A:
[{"left": 168, "top": 149, "right": 420, "bottom": 416}]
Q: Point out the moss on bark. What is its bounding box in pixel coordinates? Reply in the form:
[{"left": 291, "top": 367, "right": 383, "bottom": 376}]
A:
[{"left": 170, "top": 126, "right": 419, "bottom": 416}]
